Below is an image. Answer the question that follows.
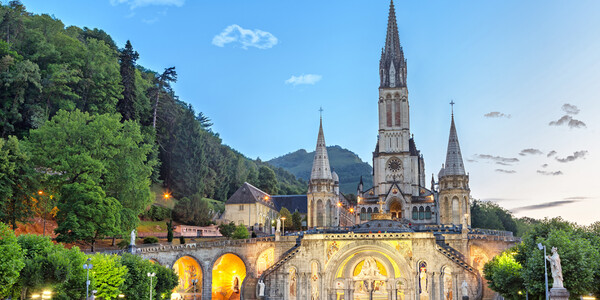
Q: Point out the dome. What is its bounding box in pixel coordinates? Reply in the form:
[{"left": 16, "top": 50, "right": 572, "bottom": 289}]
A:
[{"left": 332, "top": 171, "right": 339, "bottom": 183}]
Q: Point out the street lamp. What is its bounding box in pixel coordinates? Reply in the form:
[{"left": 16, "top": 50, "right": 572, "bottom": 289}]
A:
[
  {"left": 537, "top": 243, "right": 549, "bottom": 300},
  {"left": 41, "top": 290, "right": 52, "bottom": 299},
  {"left": 147, "top": 272, "right": 156, "bottom": 300},
  {"left": 83, "top": 258, "right": 93, "bottom": 300},
  {"left": 280, "top": 217, "right": 286, "bottom": 235}
]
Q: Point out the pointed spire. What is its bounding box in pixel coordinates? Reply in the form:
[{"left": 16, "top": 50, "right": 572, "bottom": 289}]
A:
[
  {"left": 443, "top": 113, "right": 466, "bottom": 176},
  {"left": 380, "top": 0, "right": 406, "bottom": 88},
  {"left": 310, "top": 115, "right": 332, "bottom": 180}
]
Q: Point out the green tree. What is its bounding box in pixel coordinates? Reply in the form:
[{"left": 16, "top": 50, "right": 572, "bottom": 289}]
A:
[
  {"left": 278, "top": 207, "right": 292, "bottom": 231},
  {"left": 0, "top": 222, "right": 25, "bottom": 298},
  {"left": 121, "top": 253, "right": 155, "bottom": 300},
  {"left": 218, "top": 221, "right": 236, "bottom": 238},
  {"left": 291, "top": 211, "right": 302, "bottom": 231},
  {"left": 27, "top": 110, "right": 154, "bottom": 236},
  {"left": 117, "top": 40, "right": 138, "bottom": 121},
  {"left": 54, "top": 182, "right": 122, "bottom": 251},
  {"left": 470, "top": 200, "right": 517, "bottom": 234},
  {"left": 232, "top": 224, "right": 249, "bottom": 239},
  {"left": 151, "top": 66, "right": 177, "bottom": 128},
  {"left": 153, "top": 262, "right": 178, "bottom": 300},
  {"left": 0, "top": 136, "right": 37, "bottom": 229},
  {"left": 258, "top": 165, "right": 278, "bottom": 195},
  {"left": 483, "top": 249, "right": 524, "bottom": 299},
  {"left": 166, "top": 219, "right": 174, "bottom": 243},
  {"left": 172, "top": 195, "right": 211, "bottom": 226},
  {"left": 90, "top": 253, "right": 127, "bottom": 300}
]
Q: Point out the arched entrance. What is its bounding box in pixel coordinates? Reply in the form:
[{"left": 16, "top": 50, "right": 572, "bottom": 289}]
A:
[
  {"left": 172, "top": 256, "right": 202, "bottom": 299},
  {"left": 256, "top": 248, "right": 274, "bottom": 276},
  {"left": 212, "top": 253, "right": 246, "bottom": 300},
  {"left": 326, "top": 243, "right": 413, "bottom": 300},
  {"left": 389, "top": 199, "right": 402, "bottom": 220}
]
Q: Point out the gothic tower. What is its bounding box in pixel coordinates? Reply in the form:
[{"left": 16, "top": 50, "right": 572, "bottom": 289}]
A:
[
  {"left": 367, "top": 0, "right": 427, "bottom": 221},
  {"left": 438, "top": 110, "right": 471, "bottom": 226},
  {"left": 307, "top": 116, "right": 339, "bottom": 228}
]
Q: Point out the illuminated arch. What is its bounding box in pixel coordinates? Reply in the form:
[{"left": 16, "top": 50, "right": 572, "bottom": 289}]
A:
[
  {"left": 212, "top": 253, "right": 246, "bottom": 300},
  {"left": 172, "top": 255, "right": 202, "bottom": 299},
  {"left": 441, "top": 266, "right": 453, "bottom": 300},
  {"left": 389, "top": 198, "right": 402, "bottom": 219},
  {"left": 256, "top": 248, "right": 274, "bottom": 276}
]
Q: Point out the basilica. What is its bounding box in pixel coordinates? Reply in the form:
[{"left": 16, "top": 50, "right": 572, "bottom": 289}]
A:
[{"left": 141, "top": 2, "right": 516, "bottom": 299}]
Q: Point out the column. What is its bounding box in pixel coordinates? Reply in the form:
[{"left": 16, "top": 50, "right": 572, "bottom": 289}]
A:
[
  {"left": 429, "top": 272, "right": 435, "bottom": 300},
  {"left": 202, "top": 261, "right": 212, "bottom": 300}
]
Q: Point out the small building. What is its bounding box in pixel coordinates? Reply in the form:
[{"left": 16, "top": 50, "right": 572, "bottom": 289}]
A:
[
  {"left": 174, "top": 224, "right": 222, "bottom": 237},
  {"left": 221, "top": 182, "right": 278, "bottom": 233}
]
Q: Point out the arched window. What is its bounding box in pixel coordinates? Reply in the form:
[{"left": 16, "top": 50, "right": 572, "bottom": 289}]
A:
[
  {"left": 374, "top": 207, "right": 379, "bottom": 213},
  {"left": 367, "top": 207, "right": 372, "bottom": 220},
  {"left": 425, "top": 207, "right": 432, "bottom": 219},
  {"left": 412, "top": 207, "right": 418, "bottom": 220},
  {"left": 419, "top": 206, "right": 425, "bottom": 220},
  {"left": 360, "top": 207, "right": 367, "bottom": 221}
]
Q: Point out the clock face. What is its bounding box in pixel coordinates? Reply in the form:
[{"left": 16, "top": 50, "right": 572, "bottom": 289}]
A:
[{"left": 387, "top": 158, "right": 402, "bottom": 172}]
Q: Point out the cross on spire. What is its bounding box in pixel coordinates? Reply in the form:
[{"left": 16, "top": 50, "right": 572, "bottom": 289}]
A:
[
  {"left": 319, "top": 106, "right": 324, "bottom": 119},
  {"left": 450, "top": 100, "right": 455, "bottom": 116}
]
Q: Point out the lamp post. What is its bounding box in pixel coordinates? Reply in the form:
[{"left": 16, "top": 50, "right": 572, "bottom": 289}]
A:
[
  {"left": 280, "top": 217, "right": 286, "bottom": 235},
  {"left": 83, "top": 258, "right": 93, "bottom": 300},
  {"left": 537, "top": 243, "right": 549, "bottom": 300},
  {"left": 147, "top": 272, "right": 156, "bottom": 300}
]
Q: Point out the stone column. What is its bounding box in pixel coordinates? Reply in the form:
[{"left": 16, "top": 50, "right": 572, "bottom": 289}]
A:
[{"left": 202, "top": 260, "right": 212, "bottom": 300}]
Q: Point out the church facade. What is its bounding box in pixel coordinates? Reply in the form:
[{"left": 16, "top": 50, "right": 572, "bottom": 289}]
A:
[{"left": 142, "top": 2, "right": 516, "bottom": 300}]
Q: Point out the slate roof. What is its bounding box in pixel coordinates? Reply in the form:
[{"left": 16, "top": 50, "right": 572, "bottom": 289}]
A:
[
  {"left": 272, "top": 195, "right": 307, "bottom": 214},
  {"left": 226, "top": 182, "right": 276, "bottom": 209},
  {"left": 440, "top": 115, "right": 466, "bottom": 177}
]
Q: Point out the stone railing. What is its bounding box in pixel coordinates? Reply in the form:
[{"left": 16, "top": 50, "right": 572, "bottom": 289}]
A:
[{"left": 135, "top": 236, "right": 276, "bottom": 254}]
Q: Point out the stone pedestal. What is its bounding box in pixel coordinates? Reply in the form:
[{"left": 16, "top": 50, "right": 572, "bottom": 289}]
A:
[
  {"left": 549, "top": 287, "right": 569, "bottom": 300},
  {"left": 275, "top": 231, "right": 281, "bottom": 241},
  {"left": 127, "top": 245, "right": 136, "bottom": 254}
]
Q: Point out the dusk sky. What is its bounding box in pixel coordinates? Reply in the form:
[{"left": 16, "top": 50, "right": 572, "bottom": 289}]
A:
[{"left": 22, "top": 0, "right": 600, "bottom": 224}]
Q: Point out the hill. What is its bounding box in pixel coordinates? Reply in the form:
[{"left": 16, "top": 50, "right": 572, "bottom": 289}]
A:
[{"left": 268, "top": 145, "right": 373, "bottom": 194}]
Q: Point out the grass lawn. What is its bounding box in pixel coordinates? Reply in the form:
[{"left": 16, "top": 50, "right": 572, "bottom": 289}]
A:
[{"left": 137, "top": 220, "right": 168, "bottom": 233}]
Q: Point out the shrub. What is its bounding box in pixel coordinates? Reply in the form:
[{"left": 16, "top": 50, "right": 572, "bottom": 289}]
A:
[
  {"left": 143, "top": 236, "right": 159, "bottom": 244},
  {"left": 141, "top": 205, "right": 171, "bottom": 221}
]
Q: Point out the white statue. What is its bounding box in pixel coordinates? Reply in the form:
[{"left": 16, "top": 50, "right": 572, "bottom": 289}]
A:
[
  {"left": 130, "top": 229, "right": 136, "bottom": 246},
  {"left": 546, "top": 247, "right": 564, "bottom": 288},
  {"left": 258, "top": 280, "right": 265, "bottom": 296},
  {"left": 461, "top": 280, "right": 469, "bottom": 298},
  {"left": 276, "top": 219, "right": 281, "bottom": 233}
]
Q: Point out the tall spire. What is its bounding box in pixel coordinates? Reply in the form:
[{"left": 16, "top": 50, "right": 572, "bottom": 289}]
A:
[
  {"left": 379, "top": 0, "right": 407, "bottom": 88},
  {"left": 443, "top": 113, "right": 466, "bottom": 176},
  {"left": 310, "top": 115, "right": 333, "bottom": 180}
]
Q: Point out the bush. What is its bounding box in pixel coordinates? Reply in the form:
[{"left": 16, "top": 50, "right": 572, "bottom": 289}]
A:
[
  {"left": 179, "top": 235, "right": 185, "bottom": 244},
  {"left": 218, "top": 222, "right": 236, "bottom": 238},
  {"left": 143, "top": 236, "right": 159, "bottom": 244},
  {"left": 231, "top": 224, "right": 249, "bottom": 239},
  {"left": 141, "top": 205, "right": 171, "bottom": 221},
  {"left": 117, "top": 239, "right": 129, "bottom": 249}
]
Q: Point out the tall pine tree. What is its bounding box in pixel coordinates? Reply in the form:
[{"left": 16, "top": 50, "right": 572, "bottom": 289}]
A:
[{"left": 117, "top": 40, "right": 138, "bottom": 121}]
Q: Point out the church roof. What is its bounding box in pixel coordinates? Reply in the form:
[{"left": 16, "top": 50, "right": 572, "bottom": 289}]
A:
[
  {"left": 272, "top": 195, "right": 308, "bottom": 214},
  {"left": 310, "top": 117, "right": 333, "bottom": 181},
  {"left": 441, "top": 114, "right": 466, "bottom": 176},
  {"left": 226, "top": 182, "right": 276, "bottom": 209}
]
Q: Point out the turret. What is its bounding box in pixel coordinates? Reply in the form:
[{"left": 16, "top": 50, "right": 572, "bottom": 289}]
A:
[{"left": 438, "top": 105, "right": 471, "bottom": 226}]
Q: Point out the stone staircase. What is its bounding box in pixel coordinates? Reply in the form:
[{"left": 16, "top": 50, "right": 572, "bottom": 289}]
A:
[
  {"left": 434, "top": 234, "right": 484, "bottom": 300},
  {"left": 259, "top": 235, "right": 303, "bottom": 282}
]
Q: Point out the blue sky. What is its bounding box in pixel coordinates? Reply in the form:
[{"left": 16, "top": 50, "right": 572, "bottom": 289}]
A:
[{"left": 22, "top": 0, "right": 600, "bottom": 224}]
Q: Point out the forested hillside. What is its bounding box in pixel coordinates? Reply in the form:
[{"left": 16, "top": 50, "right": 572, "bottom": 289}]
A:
[
  {"left": 0, "top": 1, "right": 305, "bottom": 241},
  {"left": 268, "top": 145, "right": 373, "bottom": 194}
]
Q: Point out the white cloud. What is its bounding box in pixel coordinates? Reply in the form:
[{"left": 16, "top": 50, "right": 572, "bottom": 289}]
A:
[
  {"left": 212, "top": 24, "right": 278, "bottom": 49},
  {"left": 110, "top": 0, "right": 184, "bottom": 9},
  {"left": 285, "top": 74, "right": 323, "bottom": 86}
]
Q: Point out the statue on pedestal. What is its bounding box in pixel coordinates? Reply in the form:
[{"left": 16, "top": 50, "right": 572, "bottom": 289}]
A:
[
  {"left": 258, "top": 280, "right": 265, "bottom": 297},
  {"left": 546, "top": 247, "right": 564, "bottom": 288},
  {"left": 130, "top": 229, "right": 136, "bottom": 246},
  {"left": 276, "top": 219, "right": 281, "bottom": 233},
  {"left": 461, "top": 280, "right": 469, "bottom": 300}
]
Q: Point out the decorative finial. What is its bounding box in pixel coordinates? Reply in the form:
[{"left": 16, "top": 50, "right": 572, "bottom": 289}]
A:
[
  {"left": 450, "top": 100, "right": 455, "bottom": 116},
  {"left": 319, "top": 106, "right": 324, "bottom": 119}
]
